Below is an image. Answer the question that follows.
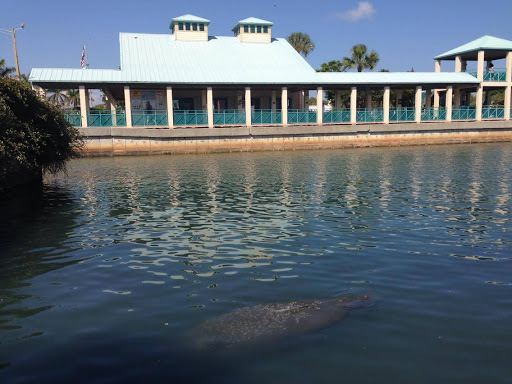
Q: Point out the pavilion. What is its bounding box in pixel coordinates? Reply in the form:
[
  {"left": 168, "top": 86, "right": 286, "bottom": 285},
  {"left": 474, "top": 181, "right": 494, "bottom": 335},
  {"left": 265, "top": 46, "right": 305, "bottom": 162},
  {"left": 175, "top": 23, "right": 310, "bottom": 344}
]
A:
[{"left": 29, "top": 15, "right": 512, "bottom": 129}]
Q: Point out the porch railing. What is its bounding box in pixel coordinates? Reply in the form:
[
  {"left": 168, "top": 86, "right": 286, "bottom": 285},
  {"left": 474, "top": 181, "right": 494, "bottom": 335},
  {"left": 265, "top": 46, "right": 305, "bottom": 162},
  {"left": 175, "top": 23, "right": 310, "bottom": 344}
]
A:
[
  {"left": 482, "top": 105, "right": 505, "bottom": 119},
  {"left": 213, "top": 109, "right": 246, "bottom": 126},
  {"left": 132, "top": 110, "right": 168, "bottom": 127},
  {"left": 389, "top": 107, "right": 415, "bottom": 122},
  {"left": 174, "top": 110, "right": 208, "bottom": 126},
  {"left": 421, "top": 107, "right": 446, "bottom": 121},
  {"left": 323, "top": 109, "right": 351, "bottom": 123},
  {"left": 288, "top": 109, "right": 317, "bottom": 124},
  {"left": 64, "top": 112, "right": 81, "bottom": 127},
  {"left": 356, "top": 108, "right": 384, "bottom": 123},
  {"left": 452, "top": 106, "right": 476, "bottom": 120},
  {"left": 252, "top": 109, "right": 282, "bottom": 125},
  {"left": 465, "top": 69, "right": 507, "bottom": 82},
  {"left": 88, "top": 110, "right": 126, "bottom": 127}
]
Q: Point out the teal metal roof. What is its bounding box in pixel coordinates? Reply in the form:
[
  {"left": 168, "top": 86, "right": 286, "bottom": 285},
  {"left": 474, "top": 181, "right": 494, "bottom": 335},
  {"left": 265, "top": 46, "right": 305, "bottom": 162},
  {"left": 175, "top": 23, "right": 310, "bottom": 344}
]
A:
[
  {"left": 316, "top": 72, "right": 480, "bottom": 87},
  {"left": 29, "top": 32, "right": 481, "bottom": 87},
  {"left": 170, "top": 14, "right": 211, "bottom": 25},
  {"left": 232, "top": 17, "right": 273, "bottom": 31},
  {"left": 434, "top": 35, "right": 512, "bottom": 60}
]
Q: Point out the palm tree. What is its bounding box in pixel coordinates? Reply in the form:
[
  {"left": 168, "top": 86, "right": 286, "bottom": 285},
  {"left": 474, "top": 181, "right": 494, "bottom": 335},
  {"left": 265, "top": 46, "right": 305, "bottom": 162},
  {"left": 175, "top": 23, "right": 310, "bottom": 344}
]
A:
[
  {"left": 342, "top": 44, "right": 380, "bottom": 72},
  {"left": 66, "top": 89, "right": 80, "bottom": 109},
  {"left": 0, "top": 59, "right": 15, "bottom": 77},
  {"left": 47, "top": 89, "right": 68, "bottom": 106},
  {"left": 287, "top": 32, "right": 315, "bottom": 57}
]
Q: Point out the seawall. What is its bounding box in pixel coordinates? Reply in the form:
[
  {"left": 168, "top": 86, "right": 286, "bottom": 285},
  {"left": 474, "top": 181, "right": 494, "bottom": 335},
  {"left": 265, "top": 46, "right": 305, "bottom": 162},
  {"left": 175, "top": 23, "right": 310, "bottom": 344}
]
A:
[{"left": 78, "top": 121, "right": 512, "bottom": 156}]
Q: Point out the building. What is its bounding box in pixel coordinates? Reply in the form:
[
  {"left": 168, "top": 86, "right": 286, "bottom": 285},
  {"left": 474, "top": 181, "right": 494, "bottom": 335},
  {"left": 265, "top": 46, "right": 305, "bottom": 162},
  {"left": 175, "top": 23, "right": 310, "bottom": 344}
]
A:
[{"left": 29, "top": 15, "right": 512, "bottom": 129}]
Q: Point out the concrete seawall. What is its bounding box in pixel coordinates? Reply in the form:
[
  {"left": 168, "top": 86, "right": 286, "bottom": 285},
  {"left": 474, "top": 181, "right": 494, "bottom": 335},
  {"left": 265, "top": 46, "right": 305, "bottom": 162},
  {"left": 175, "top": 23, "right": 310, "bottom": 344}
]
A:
[{"left": 79, "top": 121, "right": 512, "bottom": 156}]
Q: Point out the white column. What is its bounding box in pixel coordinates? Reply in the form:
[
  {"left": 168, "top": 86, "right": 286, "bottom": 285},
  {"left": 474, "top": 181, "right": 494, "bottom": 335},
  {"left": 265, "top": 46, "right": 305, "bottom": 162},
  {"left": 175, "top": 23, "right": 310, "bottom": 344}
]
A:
[
  {"left": 335, "top": 90, "right": 341, "bottom": 109},
  {"left": 446, "top": 86, "right": 453, "bottom": 122},
  {"left": 435, "top": 60, "right": 441, "bottom": 72},
  {"left": 301, "top": 90, "right": 306, "bottom": 111},
  {"left": 507, "top": 52, "right": 512, "bottom": 83},
  {"left": 504, "top": 85, "right": 511, "bottom": 120},
  {"left": 454, "top": 87, "right": 461, "bottom": 107},
  {"left": 207, "top": 87, "right": 214, "bottom": 128},
  {"left": 124, "top": 86, "right": 132, "bottom": 128},
  {"left": 477, "top": 51, "right": 485, "bottom": 81},
  {"left": 434, "top": 91, "right": 440, "bottom": 109},
  {"left": 79, "top": 86, "right": 89, "bottom": 128},
  {"left": 271, "top": 90, "right": 277, "bottom": 111},
  {"left": 317, "top": 87, "right": 323, "bottom": 125},
  {"left": 425, "top": 89, "right": 432, "bottom": 108},
  {"left": 108, "top": 95, "right": 117, "bottom": 126},
  {"left": 282, "top": 87, "right": 288, "bottom": 126},
  {"left": 166, "top": 86, "right": 174, "bottom": 128},
  {"left": 245, "top": 87, "right": 252, "bottom": 127},
  {"left": 350, "top": 87, "right": 357, "bottom": 124},
  {"left": 415, "top": 86, "right": 422, "bottom": 123},
  {"left": 455, "top": 56, "right": 462, "bottom": 72},
  {"left": 476, "top": 85, "right": 483, "bottom": 121},
  {"left": 383, "top": 86, "right": 390, "bottom": 124}
]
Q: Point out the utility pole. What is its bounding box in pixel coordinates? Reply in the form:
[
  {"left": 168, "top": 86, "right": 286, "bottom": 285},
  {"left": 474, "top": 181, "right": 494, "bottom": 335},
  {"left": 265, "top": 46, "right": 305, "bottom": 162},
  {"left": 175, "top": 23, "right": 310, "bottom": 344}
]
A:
[
  {"left": 12, "top": 28, "right": 21, "bottom": 79},
  {"left": 1, "top": 23, "right": 24, "bottom": 79}
]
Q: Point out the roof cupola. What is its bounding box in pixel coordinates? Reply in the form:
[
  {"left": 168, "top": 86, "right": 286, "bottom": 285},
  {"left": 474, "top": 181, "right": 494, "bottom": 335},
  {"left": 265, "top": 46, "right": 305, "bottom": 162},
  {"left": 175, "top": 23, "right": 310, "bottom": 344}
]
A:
[
  {"left": 170, "top": 14, "right": 210, "bottom": 41},
  {"left": 232, "top": 17, "right": 273, "bottom": 43}
]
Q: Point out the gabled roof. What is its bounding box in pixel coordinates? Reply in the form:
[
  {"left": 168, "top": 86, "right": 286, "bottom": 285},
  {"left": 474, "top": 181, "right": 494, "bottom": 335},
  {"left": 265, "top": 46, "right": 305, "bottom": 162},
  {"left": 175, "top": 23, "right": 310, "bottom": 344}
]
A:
[
  {"left": 170, "top": 14, "right": 211, "bottom": 26},
  {"left": 434, "top": 35, "right": 512, "bottom": 61},
  {"left": 232, "top": 17, "right": 273, "bottom": 31}
]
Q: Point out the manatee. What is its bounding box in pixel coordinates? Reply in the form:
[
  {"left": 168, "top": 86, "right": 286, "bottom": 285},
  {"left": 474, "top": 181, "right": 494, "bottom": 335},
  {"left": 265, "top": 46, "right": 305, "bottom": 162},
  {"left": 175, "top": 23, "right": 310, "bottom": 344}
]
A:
[{"left": 192, "top": 295, "right": 370, "bottom": 349}]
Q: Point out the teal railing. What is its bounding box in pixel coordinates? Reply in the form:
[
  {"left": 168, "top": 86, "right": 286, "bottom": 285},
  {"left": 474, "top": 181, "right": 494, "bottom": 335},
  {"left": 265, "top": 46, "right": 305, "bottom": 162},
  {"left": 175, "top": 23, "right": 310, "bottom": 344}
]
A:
[
  {"left": 452, "top": 106, "right": 476, "bottom": 120},
  {"left": 482, "top": 105, "right": 505, "bottom": 119},
  {"left": 356, "top": 108, "right": 384, "bottom": 123},
  {"left": 88, "top": 110, "right": 126, "bottom": 127},
  {"left": 421, "top": 107, "right": 446, "bottom": 121},
  {"left": 64, "top": 112, "right": 81, "bottom": 127},
  {"left": 323, "top": 109, "right": 350, "bottom": 123},
  {"left": 465, "top": 69, "right": 507, "bottom": 82},
  {"left": 252, "top": 109, "right": 282, "bottom": 125},
  {"left": 389, "top": 107, "right": 415, "bottom": 122},
  {"left": 214, "top": 109, "right": 246, "bottom": 126},
  {"left": 288, "top": 109, "right": 317, "bottom": 124},
  {"left": 174, "top": 110, "right": 208, "bottom": 126},
  {"left": 132, "top": 110, "right": 168, "bottom": 127}
]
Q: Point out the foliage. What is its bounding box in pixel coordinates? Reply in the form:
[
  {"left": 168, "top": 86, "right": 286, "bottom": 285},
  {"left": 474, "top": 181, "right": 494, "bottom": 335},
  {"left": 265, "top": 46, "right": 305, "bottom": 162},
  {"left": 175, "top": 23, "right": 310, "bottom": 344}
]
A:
[
  {"left": 287, "top": 32, "right": 315, "bottom": 57},
  {"left": 0, "top": 59, "right": 16, "bottom": 78},
  {"left": 0, "top": 76, "right": 83, "bottom": 193},
  {"left": 342, "top": 44, "right": 380, "bottom": 72},
  {"left": 65, "top": 89, "right": 80, "bottom": 109},
  {"left": 317, "top": 60, "right": 344, "bottom": 73}
]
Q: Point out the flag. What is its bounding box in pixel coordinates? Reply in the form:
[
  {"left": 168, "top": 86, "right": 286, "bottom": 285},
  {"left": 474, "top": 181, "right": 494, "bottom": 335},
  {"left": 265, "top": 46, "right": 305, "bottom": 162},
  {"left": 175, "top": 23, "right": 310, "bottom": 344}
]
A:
[{"left": 80, "top": 43, "right": 86, "bottom": 69}]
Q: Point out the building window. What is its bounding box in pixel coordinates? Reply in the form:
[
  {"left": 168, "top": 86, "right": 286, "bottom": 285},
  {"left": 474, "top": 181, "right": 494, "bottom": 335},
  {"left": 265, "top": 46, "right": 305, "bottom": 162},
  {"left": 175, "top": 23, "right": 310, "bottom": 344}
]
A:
[
  {"left": 178, "top": 23, "right": 184, "bottom": 31},
  {"left": 250, "top": 25, "right": 255, "bottom": 33},
  {"left": 263, "top": 26, "right": 268, "bottom": 33},
  {"left": 244, "top": 25, "right": 249, "bottom": 33},
  {"left": 192, "top": 23, "right": 198, "bottom": 31},
  {"left": 257, "top": 26, "right": 262, "bottom": 33},
  {"left": 199, "top": 24, "right": 205, "bottom": 31},
  {"left": 185, "top": 23, "right": 191, "bottom": 31}
]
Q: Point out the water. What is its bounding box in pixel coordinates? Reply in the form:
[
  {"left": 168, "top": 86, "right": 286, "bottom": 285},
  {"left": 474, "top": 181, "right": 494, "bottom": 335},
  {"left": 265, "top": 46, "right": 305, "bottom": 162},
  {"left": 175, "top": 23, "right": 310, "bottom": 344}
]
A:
[{"left": 1, "top": 144, "right": 511, "bottom": 383}]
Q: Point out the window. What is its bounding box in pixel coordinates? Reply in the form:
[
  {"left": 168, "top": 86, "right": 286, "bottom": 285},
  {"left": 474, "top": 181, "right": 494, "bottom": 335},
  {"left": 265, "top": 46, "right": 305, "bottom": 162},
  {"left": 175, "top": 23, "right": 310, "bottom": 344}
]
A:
[
  {"left": 257, "top": 26, "right": 262, "bottom": 33},
  {"left": 250, "top": 25, "right": 255, "bottom": 33},
  {"left": 178, "top": 23, "right": 184, "bottom": 31},
  {"left": 199, "top": 24, "right": 205, "bottom": 31},
  {"left": 244, "top": 25, "right": 249, "bottom": 33},
  {"left": 263, "top": 26, "right": 268, "bottom": 33},
  {"left": 185, "top": 23, "right": 191, "bottom": 31},
  {"left": 192, "top": 23, "right": 198, "bottom": 31}
]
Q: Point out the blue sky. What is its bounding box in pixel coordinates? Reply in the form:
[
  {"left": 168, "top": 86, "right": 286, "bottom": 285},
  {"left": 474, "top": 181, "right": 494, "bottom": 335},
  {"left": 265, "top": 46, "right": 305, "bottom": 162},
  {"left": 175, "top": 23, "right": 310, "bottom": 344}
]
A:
[{"left": 2, "top": 0, "right": 512, "bottom": 76}]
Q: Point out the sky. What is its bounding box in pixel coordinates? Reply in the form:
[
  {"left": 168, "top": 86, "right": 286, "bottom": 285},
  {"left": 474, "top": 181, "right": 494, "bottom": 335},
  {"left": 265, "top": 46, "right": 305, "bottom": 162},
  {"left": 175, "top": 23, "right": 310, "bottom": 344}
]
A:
[{"left": 2, "top": 0, "right": 512, "bottom": 77}]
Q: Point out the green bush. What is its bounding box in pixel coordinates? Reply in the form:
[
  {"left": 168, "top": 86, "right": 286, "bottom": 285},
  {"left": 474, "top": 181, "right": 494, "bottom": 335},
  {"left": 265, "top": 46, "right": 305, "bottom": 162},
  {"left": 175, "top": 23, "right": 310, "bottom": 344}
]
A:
[{"left": 0, "top": 77, "right": 83, "bottom": 194}]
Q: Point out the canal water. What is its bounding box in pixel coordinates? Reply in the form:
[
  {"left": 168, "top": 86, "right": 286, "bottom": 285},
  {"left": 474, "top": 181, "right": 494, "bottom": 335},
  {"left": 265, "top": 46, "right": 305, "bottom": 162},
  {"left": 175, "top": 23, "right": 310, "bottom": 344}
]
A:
[{"left": 1, "top": 144, "right": 511, "bottom": 383}]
